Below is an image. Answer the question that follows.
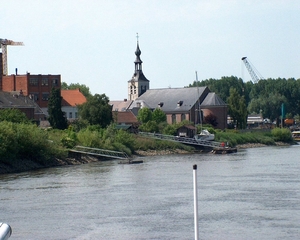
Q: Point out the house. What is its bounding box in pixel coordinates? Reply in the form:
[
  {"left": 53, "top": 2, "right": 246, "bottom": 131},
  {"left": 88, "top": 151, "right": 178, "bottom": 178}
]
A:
[
  {"left": 110, "top": 99, "right": 133, "bottom": 112},
  {"left": 112, "top": 110, "right": 139, "bottom": 133},
  {"left": 0, "top": 90, "right": 44, "bottom": 120},
  {"left": 247, "top": 114, "right": 264, "bottom": 128},
  {"left": 129, "top": 87, "right": 227, "bottom": 129},
  {"left": 176, "top": 125, "right": 197, "bottom": 138},
  {"left": 61, "top": 89, "right": 87, "bottom": 120}
]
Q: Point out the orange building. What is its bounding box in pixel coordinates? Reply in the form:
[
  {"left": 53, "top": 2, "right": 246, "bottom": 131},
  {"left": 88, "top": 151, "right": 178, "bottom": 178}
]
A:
[{"left": 61, "top": 89, "right": 87, "bottom": 120}]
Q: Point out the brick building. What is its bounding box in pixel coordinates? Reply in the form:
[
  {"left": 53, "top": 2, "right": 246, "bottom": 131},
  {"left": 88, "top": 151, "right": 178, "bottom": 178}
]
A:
[{"left": 1, "top": 73, "right": 61, "bottom": 112}]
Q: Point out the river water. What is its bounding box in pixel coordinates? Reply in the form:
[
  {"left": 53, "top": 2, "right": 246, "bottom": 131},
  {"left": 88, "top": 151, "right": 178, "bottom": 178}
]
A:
[{"left": 1, "top": 145, "right": 300, "bottom": 240}]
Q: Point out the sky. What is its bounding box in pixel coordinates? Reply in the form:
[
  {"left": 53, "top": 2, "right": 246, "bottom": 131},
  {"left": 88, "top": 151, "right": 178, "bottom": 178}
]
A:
[{"left": 2, "top": 0, "right": 300, "bottom": 100}]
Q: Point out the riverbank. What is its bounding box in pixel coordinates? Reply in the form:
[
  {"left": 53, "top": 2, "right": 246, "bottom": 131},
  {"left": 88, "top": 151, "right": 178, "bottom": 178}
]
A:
[
  {"left": 0, "top": 142, "right": 294, "bottom": 175},
  {"left": 236, "top": 141, "right": 292, "bottom": 149},
  {"left": 0, "top": 156, "right": 100, "bottom": 175}
]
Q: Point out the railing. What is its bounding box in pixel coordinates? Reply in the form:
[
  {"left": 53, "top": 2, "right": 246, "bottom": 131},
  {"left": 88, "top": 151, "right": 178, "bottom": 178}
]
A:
[
  {"left": 70, "top": 146, "right": 129, "bottom": 160},
  {"left": 138, "top": 132, "right": 223, "bottom": 148}
]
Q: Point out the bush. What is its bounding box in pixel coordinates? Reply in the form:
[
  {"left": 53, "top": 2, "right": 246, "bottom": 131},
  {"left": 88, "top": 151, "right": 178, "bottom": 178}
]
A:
[
  {"left": 215, "top": 130, "right": 276, "bottom": 147},
  {"left": 271, "top": 128, "right": 292, "bottom": 142},
  {"left": 77, "top": 128, "right": 103, "bottom": 148},
  {"left": 0, "top": 121, "right": 67, "bottom": 162}
]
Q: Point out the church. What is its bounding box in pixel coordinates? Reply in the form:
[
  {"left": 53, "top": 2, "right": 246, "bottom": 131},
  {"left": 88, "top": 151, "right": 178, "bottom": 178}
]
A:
[{"left": 110, "top": 38, "right": 227, "bottom": 129}]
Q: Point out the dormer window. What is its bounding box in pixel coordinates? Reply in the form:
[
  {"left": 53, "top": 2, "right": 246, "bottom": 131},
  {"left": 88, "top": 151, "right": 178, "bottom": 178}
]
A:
[
  {"left": 177, "top": 100, "right": 183, "bottom": 107},
  {"left": 158, "top": 102, "right": 164, "bottom": 107}
]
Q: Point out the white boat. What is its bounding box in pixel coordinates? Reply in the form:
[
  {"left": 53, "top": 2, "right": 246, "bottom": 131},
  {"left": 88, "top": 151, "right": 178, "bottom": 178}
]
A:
[
  {"left": 292, "top": 131, "right": 300, "bottom": 141},
  {"left": 194, "top": 129, "right": 215, "bottom": 141}
]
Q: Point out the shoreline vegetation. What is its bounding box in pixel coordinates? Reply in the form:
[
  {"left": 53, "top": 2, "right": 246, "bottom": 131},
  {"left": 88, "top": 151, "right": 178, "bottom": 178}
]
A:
[
  {"left": 0, "top": 142, "right": 294, "bottom": 175},
  {"left": 0, "top": 121, "right": 295, "bottom": 174}
]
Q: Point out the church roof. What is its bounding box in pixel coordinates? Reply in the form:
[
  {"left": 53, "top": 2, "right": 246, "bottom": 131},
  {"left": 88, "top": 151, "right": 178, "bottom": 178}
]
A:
[
  {"left": 129, "top": 71, "right": 149, "bottom": 83},
  {"left": 201, "top": 92, "right": 226, "bottom": 107},
  {"left": 131, "top": 87, "right": 210, "bottom": 112}
]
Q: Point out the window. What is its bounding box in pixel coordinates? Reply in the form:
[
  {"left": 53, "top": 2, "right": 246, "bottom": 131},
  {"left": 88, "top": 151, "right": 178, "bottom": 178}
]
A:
[
  {"left": 42, "top": 92, "right": 49, "bottom": 101},
  {"left": 52, "top": 79, "right": 58, "bottom": 86},
  {"left": 75, "top": 112, "right": 78, "bottom": 118},
  {"left": 29, "top": 78, "right": 38, "bottom": 86},
  {"left": 181, "top": 114, "right": 186, "bottom": 121},
  {"left": 42, "top": 78, "right": 48, "bottom": 86},
  {"left": 172, "top": 114, "right": 176, "bottom": 124},
  {"left": 69, "top": 112, "right": 72, "bottom": 119},
  {"left": 29, "top": 93, "right": 39, "bottom": 101}
]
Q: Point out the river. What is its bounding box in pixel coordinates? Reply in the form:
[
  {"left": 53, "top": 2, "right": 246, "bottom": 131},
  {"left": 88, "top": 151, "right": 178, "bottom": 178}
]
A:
[{"left": 1, "top": 145, "right": 300, "bottom": 240}]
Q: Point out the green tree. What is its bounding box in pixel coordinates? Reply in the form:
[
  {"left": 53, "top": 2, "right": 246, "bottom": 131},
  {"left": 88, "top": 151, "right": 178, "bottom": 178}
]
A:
[
  {"left": 61, "top": 82, "right": 92, "bottom": 98},
  {"left": 48, "top": 88, "right": 68, "bottom": 130},
  {"left": 137, "top": 107, "right": 152, "bottom": 123},
  {"left": 139, "top": 120, "right": 159, "bottom": 133},
  {"left": 152, "top": 108, "right": 167, "bottom": 124},
  {"left": 248, "top": 93, "right": 286, "bottom": 121},
  {"left": 0, "top": 109, "right": 30, "bottom": 123},
  {"left": 227, "top": 87, "right": 247, "bottom": 129},
  {"left": 78, "top": 94, "right": 112, "bottom": 127}
]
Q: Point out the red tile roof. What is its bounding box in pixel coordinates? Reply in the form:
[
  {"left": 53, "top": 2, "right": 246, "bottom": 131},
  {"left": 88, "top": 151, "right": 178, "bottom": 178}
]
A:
[
  {"left": 61, "top": 89, "right": 87, "bottom": 107},
  {"left": 113, "top": 111, "right": 138, "bottom": 124}
]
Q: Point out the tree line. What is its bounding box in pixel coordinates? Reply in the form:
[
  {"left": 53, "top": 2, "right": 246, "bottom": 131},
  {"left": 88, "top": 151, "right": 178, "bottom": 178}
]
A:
[{"left": 189, "top": 76, "right": 300, "bottom": 128}]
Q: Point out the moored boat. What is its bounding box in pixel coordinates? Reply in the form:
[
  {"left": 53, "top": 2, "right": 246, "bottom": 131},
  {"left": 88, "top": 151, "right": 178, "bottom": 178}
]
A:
[
  {"left": 194, "top": 129, "right": 215, "bottom": 141},
  {"left": 292, "top": 131, "right": 300, "bottom": 141}
]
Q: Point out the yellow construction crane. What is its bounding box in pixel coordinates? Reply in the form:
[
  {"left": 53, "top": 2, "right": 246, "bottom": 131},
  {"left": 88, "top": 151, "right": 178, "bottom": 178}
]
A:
[{"left": 0, "top": 38, "right": 24, "bottom": 76}]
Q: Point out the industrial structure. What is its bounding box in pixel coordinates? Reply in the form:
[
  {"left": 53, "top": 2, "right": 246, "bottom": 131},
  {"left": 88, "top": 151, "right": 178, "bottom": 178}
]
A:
[
  {"left": 241, "top": 57, "right": 264, "bottom": 83},
  {"left": 0, "top": 38, "right": 24, "bottom": 76}
]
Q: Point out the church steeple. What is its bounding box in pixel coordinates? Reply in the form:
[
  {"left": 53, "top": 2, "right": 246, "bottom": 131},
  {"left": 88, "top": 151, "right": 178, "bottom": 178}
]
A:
[
  {"left": 128, "top": 33, "right": 150, "bottom": 101},
  {"left": 134, "top": 41, "right": 142, "bottom": 71}
]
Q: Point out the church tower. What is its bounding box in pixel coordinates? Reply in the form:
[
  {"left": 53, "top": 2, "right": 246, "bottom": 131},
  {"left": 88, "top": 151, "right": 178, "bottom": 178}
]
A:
[{"left": 128, "top": 35, "right": 150, "bottom": 101}]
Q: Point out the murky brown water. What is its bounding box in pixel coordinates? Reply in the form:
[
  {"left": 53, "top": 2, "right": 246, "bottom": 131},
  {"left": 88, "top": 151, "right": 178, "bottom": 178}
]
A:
[{"left": 1, "top": 145, "right": 300, "bottom": 239}]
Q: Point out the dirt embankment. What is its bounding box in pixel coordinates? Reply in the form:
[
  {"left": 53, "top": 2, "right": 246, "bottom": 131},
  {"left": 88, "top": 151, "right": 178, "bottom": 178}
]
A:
[
  {"left": 0, "top": 156, "right": 100, "bottom": 175},
  {"left": 236, "top": 142, "right": 291, "bottom": 149}
]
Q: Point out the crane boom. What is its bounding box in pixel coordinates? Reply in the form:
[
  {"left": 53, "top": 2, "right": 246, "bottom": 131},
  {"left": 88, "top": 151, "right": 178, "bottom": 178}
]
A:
[
  {"left": 241, "top": 57, "right": 264, "bottom": 84},
  {"left": 0, "top": 38, "right": 24, "bottom": 76}
]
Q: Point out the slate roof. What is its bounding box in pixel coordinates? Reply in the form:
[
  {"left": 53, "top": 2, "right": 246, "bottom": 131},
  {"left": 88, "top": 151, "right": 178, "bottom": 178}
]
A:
[
  {"left": 110, "top": 100, "right": 133, "bottom": 111},
  {"left": 61, "top": 89, "right": 86, "bottom": 107},
  {"left": 130, "top": 87, "right": 210, "bottom": 113},
  {"left": 201, "top": 92, "right": 226, "bottom": 107},
  {"left": 0, "top": 91, "right": 35, "bottom": 108},
  {"left": 0, "top": 91, "right": 43, "bottom": 114}
]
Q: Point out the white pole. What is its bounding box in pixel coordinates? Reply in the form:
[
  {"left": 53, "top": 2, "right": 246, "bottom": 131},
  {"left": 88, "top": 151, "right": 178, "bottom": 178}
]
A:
[{"left": 193, "top": 164, "right": 199, "bottom": 240}]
